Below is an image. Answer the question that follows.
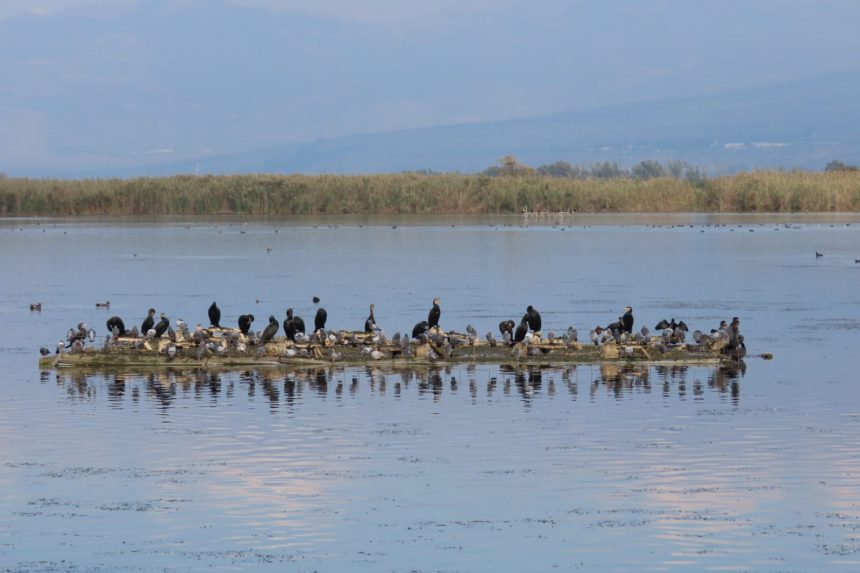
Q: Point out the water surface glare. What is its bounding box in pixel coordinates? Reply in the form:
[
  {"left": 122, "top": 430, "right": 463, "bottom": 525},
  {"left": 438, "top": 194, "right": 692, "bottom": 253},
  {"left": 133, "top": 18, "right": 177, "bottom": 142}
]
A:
[{"left": 2, "top": 215, "right": 860, "bottom": 572}]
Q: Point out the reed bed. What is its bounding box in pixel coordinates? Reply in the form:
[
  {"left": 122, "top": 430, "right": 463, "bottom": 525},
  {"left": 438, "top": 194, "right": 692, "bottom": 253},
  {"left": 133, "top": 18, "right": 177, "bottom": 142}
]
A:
[{"left": 1, "top": 171, "right": 858, "bottom": 216}]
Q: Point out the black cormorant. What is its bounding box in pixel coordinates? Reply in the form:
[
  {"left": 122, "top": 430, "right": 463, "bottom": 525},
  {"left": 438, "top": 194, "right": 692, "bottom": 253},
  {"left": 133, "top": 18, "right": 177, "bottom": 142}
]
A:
[
  {"left": 141, "top": 308, "right": 156, "bottom": 334},
  {"left": 622, "top": 306, "right": 634, "bottom": 333},
  {"left": 208, "top": 301, "right": 221, "bottom": 328},
  {"left": 284, "top": 308, "right": 305, "bottom": 342},
  {"left": 314, "top": 308, "right": 327, "bottom": 331},
  {"left": 499, "top": 320, "right": 515, "bottom": 337},
  {"left": 238, "top": 314, "right": 255, "bottom": 335},
  {"left": 365, "top": 304, "right": 376, "bottom": 333},
  {"left": 106, "top": 316, "right": 126, "bottom": 336},
  {"left": 412, "top": 320, "right": 429, "bottom": 339},
  {"left": 428, "top": 298, "right": 441, "bottom": 329},
  {"left": 153, "top": 313, "right": 169, "bottom": 338},
  {"left": 525, "top": 305, "right": 542, "bottom": 332},
  {"left": 260, "top": 316, "right": 279, "bottom": 344},
  {"left": 514, "top": 317, "right": 529, "bottom": 343}
]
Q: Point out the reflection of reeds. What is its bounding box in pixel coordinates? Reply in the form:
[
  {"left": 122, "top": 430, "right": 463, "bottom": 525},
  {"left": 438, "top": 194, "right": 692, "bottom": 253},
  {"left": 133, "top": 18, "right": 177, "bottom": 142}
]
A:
[{"left": 2, "top": 171, "right": 858, "bottom": 215}]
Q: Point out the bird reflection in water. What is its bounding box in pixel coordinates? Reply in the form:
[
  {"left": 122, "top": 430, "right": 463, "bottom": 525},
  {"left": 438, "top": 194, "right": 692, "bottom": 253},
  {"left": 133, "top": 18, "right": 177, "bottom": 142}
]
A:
[{"left": 47, "top": 361, "right": 746, "bottom": 411}]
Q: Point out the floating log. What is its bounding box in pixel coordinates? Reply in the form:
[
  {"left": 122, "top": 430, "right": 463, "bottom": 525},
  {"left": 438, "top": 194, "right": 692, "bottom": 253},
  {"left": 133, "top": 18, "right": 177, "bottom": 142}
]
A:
[{"left": 38, "top": 328, "right": 744, "bottom": 371}]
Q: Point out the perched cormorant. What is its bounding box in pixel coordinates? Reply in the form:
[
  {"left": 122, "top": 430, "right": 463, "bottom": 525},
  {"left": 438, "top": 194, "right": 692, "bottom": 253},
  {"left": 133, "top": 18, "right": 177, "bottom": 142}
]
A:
[
  {"left": 428, "top": 298, "right": 441, "bottom": 330},
  {"left": 621, "top": 306, "right": 634, "bottom": 333},
  {"left": 412, "top": 320, "right": 429, "bottom": 339},
  {"left": 514, "top": 317, "right": 529, "bottom": 343},
  {"left": 153, "top": 313, "right": 170, "bottom": 338},
  {"left": 141, "top": 308, "right": 156, "bottom": 334},
  {"left": 283, "top": 308, "right": 305, "bottom": 342},
  {"left": 365, "top": 304, "right": 376, "bottom": 333},
  {"left": 499, "top": 320, "right": 515, "bottom": 337},
  {"left": 525, "top": 305, "right": 542, "bottom": 332},
  {"left": 208, "top": 301, "right": 221, "bottom": 328},
  {"left": 606, "top": 318, "right": 623, "bottom": 333},
  {"left": 106, "top": 316, "right": 126, "bottom": 336},
  {"left": 314, "top": 307, "right": 327, "bottom": 331},
  {"left": 238, "top": 314, "right": 255, "bottom": 335},
  {"left": 260, "top": 315, "right": 279, "bottom": 344}
]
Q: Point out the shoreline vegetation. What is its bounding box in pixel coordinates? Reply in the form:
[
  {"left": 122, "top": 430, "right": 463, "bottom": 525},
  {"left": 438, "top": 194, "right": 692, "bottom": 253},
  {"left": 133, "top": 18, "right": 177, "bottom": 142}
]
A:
[{"left": 1, "top": 160, "right": 859, "bottom": 216}]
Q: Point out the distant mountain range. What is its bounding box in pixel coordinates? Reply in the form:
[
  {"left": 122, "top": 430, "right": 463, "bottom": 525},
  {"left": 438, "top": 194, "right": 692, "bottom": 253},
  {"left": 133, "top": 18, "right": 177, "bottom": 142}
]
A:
[{"left": 79, "top": 70, "right": 860, "bottom": 177}]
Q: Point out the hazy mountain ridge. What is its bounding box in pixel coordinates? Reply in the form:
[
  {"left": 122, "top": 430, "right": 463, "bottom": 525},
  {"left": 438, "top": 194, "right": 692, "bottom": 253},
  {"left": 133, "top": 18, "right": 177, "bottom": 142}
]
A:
[
  {"left": 170, "top": 71, "right": 860, "bottom": 177},
  {"left": 18, "top": 70, "right": 860, "bottom": 178}
]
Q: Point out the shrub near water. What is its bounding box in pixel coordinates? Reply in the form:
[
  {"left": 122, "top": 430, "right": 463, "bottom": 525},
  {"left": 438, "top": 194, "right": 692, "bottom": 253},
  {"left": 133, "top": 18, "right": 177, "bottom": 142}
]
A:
[{"left": 1, "top": 171, "right": 859, "bottom": 216}]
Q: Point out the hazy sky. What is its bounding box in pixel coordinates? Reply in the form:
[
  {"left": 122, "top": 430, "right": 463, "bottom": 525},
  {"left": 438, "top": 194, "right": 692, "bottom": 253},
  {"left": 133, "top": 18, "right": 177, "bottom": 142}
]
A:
[{"left": 2, "top": 0, "right": 859, "bottom": 174}]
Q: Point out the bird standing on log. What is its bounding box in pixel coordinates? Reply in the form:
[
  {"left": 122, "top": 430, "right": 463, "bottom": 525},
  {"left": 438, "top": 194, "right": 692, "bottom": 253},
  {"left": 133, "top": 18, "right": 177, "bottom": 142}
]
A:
[
  {"left": 525, "top": 305, "right": 542, "bottom": 332},
  {"left": 238, "top": 314, "right": 255, "bottom": 335},
  {"left": 514, "top": 316, "right": 529, "bottom": 343},
  {"left": 315, "top": 307, "right": 327, "bottom": 332},
  {"left": 260, "top": 316, "right": 279, "bottom": 344},
  {"left": 365, "top": 304, "right": 376, "bottom": 332},
  {"left": 106, "top": 316, "right": 126, "bottom": 336},
  {"left": 208, "top": 301, "right": 221, "bottom": 328},
  {"left": 284, "top": 308, "right": 305, "bottom": 342},
  {"left": 153, "top": 313, "right": 170, "bottom": 338},
  {"left": 428, "top": 298, "right": 441, "bottom": 330},
  {"left": 622, "top": 306, "right": 634, "bottom": 334},
  {"left": 141, "top": 308, "right": 156, "bottom": 335}
]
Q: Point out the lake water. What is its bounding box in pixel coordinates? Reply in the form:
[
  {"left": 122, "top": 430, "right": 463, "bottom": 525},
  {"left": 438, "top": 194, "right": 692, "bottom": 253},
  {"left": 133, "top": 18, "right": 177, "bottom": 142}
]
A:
[{"left": 2, "top": 214, "right": 860, "bottom": 572}]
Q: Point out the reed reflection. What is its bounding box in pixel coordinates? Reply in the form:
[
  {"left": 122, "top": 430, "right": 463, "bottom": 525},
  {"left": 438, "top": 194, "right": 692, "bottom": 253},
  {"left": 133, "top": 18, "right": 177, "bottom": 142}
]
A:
[{"left": 44, "top": 361, "right": 746, "bottom": 412}]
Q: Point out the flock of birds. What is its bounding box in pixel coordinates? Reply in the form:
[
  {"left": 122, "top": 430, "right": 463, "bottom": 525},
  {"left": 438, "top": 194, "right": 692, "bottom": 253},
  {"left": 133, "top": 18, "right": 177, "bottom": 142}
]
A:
[{"left": 44, "top": 297, "right": 746, "bottom": 361}]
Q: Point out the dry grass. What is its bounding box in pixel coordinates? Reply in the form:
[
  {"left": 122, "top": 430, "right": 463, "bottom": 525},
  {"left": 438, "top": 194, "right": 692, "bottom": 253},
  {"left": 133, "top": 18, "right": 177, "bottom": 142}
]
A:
[{"left": 1, "top": 171, "right": 858, "bottom": 216}]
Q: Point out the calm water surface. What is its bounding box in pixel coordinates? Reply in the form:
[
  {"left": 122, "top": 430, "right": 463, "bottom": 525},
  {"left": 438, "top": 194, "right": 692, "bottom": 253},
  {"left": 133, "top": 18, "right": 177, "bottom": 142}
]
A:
[{"left": 1, "top": 214, "right": 860, "bottom": 572}]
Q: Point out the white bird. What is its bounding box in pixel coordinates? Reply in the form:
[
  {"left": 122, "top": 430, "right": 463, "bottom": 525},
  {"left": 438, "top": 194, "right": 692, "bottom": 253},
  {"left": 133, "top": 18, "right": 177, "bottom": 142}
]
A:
[{"left": 486, "top": 331, "right": 497, "bottom": 347}]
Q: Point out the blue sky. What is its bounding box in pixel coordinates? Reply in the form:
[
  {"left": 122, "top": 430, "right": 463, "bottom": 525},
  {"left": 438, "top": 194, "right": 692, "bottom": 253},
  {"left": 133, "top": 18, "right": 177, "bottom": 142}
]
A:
[{"left": 2, "top": 0, "right": 859, "bottom": 174}]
